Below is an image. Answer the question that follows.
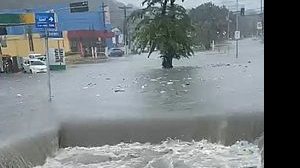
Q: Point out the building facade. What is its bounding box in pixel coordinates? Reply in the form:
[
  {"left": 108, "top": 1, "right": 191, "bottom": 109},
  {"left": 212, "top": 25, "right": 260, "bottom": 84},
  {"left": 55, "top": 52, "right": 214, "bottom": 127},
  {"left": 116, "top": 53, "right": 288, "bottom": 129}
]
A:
[{"left": 0, "top": 1, "right": 114, "bottom": 72}]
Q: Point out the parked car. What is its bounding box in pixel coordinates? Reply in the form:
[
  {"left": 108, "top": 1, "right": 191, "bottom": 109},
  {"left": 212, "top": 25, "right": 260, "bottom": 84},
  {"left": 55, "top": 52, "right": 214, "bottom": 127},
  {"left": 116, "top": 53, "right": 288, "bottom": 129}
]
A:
[
  {"left": 23, "top": 59, "right": 47, "bottom": 73},
  {"left": 108, "top": 48, "right": 124, "bottom": 57}
]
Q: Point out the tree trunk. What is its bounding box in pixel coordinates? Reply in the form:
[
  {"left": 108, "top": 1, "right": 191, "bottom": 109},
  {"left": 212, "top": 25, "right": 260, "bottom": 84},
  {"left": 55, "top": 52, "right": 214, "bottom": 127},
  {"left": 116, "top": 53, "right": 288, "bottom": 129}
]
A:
[
  {"left": 162, "top": 0, "right": 168, "bottom": 15},
  {"left": 162, "top": 56, "right": 173, "bottom": 69}
]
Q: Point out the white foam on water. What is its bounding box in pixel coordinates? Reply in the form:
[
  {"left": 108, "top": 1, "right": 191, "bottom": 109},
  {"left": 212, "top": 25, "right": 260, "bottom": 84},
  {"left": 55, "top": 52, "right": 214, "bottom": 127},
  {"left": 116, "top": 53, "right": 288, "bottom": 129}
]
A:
[{"left": 35, "top": 140, "right": 261, "bottom": 168}]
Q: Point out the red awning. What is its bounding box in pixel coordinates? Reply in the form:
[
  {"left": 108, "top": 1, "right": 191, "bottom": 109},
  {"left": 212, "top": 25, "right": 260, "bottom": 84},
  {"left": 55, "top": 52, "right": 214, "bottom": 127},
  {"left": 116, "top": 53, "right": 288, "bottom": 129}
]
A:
[{"left": 67, "top": 30, "right": 114, "bottom": 39}]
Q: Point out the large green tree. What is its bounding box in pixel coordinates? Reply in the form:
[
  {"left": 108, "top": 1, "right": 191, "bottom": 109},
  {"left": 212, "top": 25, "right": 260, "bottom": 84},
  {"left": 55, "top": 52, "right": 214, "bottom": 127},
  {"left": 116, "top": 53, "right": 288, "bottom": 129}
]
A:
[
  {"left": 189, "top": 2, "right": 235, "bottom": 49},
  {"left": 129, "top": 0, "right": 194, "bottom": 68}
]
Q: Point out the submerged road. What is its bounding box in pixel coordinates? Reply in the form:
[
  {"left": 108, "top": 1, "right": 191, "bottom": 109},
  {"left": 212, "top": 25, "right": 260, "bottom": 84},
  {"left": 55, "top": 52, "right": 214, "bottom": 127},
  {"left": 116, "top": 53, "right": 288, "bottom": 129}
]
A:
[{"left": 0, "top": 38, "right": 264, "bottom": 146}]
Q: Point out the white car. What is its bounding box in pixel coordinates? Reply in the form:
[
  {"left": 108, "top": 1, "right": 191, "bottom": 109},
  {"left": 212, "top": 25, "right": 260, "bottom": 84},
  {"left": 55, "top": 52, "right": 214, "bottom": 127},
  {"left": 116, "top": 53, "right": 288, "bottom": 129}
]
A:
[{"left": 23, "top": 59, "right": 47, "bottom": 73}]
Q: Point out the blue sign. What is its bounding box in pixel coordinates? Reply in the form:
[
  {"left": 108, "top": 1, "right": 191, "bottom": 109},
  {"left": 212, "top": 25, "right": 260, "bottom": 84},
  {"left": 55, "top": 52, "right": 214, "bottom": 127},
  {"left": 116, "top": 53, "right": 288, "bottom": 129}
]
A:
[
  {"left": 40, "top": 31, "right": 63, "bottom": 38},
  {"left": 35, "top": 13, "right": 55, "bottom": 29}
]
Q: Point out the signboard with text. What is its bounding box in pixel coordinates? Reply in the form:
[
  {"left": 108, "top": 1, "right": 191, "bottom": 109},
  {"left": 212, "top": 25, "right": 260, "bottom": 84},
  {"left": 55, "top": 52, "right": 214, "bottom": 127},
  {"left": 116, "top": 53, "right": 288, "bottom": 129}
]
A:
[
  {"left": 40, "top": 31, "right": 62, "bottom": 38},
  {"left": 0, "top": 13, "right": 35, "bottom": 26},
  {"left": 35, "top": 13, "right": 55, "bottom": 29},
  {"left": 70, "top": 1, "right": 89, "bottom": 13},
  {"left": 257, "top": 22, "right": 262, "bottom": 30},
  {"left": 235, "top": 31, "right": 240, "bottom": 40}
]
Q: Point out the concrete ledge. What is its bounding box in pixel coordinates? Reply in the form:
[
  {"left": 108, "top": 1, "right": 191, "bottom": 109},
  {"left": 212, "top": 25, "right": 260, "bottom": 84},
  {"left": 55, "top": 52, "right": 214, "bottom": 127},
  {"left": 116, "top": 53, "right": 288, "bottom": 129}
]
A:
[
  {"left": 59, "top": 113, "right": 264, "bottom": 148},
  {"left": 0, "top": 128, "right": 59, "bottom": 167}
]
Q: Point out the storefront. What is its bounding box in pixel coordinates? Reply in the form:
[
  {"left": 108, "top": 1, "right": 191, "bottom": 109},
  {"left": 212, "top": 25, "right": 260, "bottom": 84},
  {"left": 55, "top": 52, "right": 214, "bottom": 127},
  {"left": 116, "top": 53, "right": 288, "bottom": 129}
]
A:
[
  {"left": 67, "top": 30, "right": 114, "bottom": 57},
  {"left": 0, "top": 55, "right": 23, "bottom": 73}
]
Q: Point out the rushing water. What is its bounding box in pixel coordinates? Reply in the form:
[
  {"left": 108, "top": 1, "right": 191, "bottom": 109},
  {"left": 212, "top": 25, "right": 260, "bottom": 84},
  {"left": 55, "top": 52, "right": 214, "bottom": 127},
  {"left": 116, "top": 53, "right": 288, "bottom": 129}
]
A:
[{"left": 35, "top": 139, "right": 261, "bottom": 168}]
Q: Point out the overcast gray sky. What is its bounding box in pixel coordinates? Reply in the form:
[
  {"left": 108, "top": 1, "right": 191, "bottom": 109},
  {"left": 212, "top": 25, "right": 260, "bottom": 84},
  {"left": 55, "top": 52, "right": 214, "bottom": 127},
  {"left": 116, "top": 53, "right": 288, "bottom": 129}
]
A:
[{"left": 118, "top": 0, "right": 263, "bottom": 11}]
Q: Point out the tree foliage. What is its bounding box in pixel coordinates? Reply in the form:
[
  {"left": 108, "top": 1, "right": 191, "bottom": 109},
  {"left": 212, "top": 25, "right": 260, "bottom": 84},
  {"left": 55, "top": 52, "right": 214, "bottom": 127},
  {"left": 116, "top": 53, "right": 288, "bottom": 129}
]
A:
[
  {"left": 128, "top": 0, "right": 193, "bottom": 68},
  {"left": 189, "top": 2, "right": 235, "bottom": 49}
]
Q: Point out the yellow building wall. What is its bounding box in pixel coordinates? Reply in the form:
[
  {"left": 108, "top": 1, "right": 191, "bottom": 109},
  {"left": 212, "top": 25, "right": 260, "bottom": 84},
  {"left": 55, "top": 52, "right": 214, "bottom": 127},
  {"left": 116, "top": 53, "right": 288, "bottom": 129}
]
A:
[{"left": 2, "top": 31, "right": 70, "bottom": 57}]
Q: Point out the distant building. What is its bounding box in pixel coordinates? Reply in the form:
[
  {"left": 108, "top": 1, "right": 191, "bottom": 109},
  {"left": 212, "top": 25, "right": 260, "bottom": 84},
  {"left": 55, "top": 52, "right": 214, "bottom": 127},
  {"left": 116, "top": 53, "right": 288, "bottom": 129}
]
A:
[
  {"left": 111, "top": 27, "right": 122, "bottom": 47},
  {"left": 3, "top": 2, "right": 114, "bottom": 55},
  {"left": 1, "top": 2, "right": 115, "bottom": 72}
]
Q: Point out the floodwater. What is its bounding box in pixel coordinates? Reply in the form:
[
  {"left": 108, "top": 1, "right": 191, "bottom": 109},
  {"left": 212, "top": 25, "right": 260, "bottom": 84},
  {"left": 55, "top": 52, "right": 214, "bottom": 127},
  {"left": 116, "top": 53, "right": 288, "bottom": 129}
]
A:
[
  {"left": 35, "top": 140, "right": 261, "bottom": 168},
  {"left": 0, "top": 38, "right": 264, "bottom": 167}
]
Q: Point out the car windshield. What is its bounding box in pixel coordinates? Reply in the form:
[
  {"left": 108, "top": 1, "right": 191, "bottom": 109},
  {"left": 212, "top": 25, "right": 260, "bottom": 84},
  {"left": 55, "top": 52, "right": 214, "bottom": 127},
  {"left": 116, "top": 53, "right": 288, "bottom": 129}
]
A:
[
  {"left": 30, "top": 61, "right": 45, "bottom": 65},
  {"left": 37, "top": 57, "right": 46, "bottom": 61}
]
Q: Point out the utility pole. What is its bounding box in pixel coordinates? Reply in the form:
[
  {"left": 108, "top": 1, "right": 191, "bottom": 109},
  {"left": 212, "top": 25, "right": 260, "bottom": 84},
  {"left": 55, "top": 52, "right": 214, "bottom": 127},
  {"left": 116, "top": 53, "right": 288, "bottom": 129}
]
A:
[
  {"left": 101, "top": 2, "right": 107, "bottom": 29},
  {"left": 235, "top": 0, "right": 239, "bottom": 59},
  {"left": 100, "top": 2, "right": 108, "bottom": 55},
  {"left": 227, "top": 11, "right": 230, "bottom": 40},
  {"left": 261, "top": 0, "right": 264, "bottom": 38},
  {"left": 44, "top": 28, "right": 52, "bottom": 101},
  {"left": 0, "top": 41, "right": 2, "bottom": 58},
  {"left": 261, "top": 0, "right": 263, "bottom": 14},
  {"left": 25, "top": 9, "right": 34, "bottom": 52},
  {"left": 119, "top": 5, "right": 132, "bottom": 55},
  {"left": 222, "top": 1, "right": 235, "bottom": 40}
]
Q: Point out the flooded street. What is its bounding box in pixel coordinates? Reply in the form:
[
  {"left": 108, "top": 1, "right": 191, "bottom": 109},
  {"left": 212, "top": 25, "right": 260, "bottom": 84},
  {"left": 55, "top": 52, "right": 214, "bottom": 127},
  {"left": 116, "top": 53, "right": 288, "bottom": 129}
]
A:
[
  {"left": 0, "top": 38, "right": 264, "bottom": 167},
  {"left": 36, "top": 140, "right": 261, "bottom": 168}
]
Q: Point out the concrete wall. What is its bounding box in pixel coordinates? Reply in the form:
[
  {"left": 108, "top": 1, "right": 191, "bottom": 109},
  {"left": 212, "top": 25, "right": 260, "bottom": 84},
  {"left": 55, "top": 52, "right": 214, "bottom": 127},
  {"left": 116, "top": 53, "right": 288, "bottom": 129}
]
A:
[{"left": 0, "top": 128, "right": 59, "bottom": 167}]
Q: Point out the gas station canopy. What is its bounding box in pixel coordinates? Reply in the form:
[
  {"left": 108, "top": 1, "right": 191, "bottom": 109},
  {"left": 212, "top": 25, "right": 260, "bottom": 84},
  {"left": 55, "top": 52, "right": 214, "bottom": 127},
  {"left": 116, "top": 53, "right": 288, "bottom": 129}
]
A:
[{"left": 0, "top": 13, "right": 35, "bottom": 26}]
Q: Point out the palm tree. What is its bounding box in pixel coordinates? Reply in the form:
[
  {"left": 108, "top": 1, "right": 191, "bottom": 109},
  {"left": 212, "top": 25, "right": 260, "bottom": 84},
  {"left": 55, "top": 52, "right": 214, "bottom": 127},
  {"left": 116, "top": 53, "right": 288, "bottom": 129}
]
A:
[{"left": 128, "top": 0, "right": 194, "bottom": 68}]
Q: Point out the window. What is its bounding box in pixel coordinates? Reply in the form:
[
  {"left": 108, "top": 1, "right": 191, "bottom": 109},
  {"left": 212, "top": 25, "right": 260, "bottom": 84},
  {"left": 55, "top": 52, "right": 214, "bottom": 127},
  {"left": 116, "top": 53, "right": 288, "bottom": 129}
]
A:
[{"left": 30, "top": 61, "right": 45, "bottom": 65}]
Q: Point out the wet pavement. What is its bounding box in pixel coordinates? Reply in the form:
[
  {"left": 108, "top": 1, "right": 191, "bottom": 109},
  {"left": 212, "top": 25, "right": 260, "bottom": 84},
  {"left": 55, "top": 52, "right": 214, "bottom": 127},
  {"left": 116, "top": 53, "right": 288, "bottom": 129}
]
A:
[{"left": 0, "top": 38, "right": 264, "bottom": 147}]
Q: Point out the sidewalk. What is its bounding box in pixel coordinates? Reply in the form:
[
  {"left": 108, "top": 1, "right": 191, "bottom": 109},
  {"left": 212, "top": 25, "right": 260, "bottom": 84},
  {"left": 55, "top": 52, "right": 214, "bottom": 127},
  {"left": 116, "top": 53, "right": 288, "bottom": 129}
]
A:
[{"left": 65, "top": 54, "right": 109, "bottom": 65}]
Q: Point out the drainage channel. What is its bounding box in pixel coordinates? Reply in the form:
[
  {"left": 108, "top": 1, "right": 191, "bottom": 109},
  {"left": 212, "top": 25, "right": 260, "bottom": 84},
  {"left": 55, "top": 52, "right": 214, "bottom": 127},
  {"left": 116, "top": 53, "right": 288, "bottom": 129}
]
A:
[{"left": 0, "top": 113, "right": 264, "bottom": 167}]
